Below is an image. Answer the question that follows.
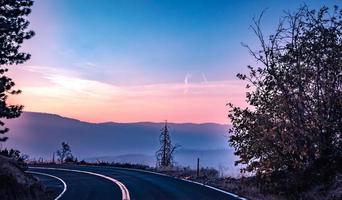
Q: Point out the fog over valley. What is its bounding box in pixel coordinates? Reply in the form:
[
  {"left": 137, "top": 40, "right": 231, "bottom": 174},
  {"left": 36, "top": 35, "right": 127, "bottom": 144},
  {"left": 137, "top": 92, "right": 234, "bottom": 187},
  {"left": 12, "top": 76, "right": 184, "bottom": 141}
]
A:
[{"left": 4, "top": 112, "right": 240, "bottom": 176}]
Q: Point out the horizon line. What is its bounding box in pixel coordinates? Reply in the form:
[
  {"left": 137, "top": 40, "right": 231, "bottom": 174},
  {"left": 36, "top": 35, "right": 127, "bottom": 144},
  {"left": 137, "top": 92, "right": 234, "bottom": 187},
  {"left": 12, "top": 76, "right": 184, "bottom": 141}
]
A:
[{"left": 21, "top": 110, "right": 230, "bottom": 126}]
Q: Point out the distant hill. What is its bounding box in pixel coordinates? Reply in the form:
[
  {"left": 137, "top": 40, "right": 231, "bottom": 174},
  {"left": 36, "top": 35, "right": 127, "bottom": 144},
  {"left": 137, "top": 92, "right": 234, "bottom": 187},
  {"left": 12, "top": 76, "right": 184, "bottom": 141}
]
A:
[{"left": 3, "top": 112, "right": 240, "bottom": 176}]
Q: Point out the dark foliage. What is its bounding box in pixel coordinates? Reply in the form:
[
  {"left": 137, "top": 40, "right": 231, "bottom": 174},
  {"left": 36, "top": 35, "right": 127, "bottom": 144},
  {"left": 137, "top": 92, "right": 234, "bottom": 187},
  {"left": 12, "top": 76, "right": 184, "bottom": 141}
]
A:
[
  {"left": 0, "top": 148, "right": 28, "bottom": 170},
  {"left": 0, "top": 155, "right": 49, "bottom": 200},
  {"left": 228, "top": 5, "right": 342, "bottom": 195},
  {"left": 64, "top": 156, "right": 77, "bottom": 163},
  {"left": 0, "top": 148, "right": 28, "bottom": 162},
  {"left": 158, "top": 166, "right": 220, "bottom": 180},
  {"left": 0, "top": 174, "right": 49, "bottom": 200},
  {"left": 82, "top": 160, "right": 151, "bottom": 170},
  {"left": 56, "top": 142, "right": 73, "bottom": 163},
  {"left": 0, "top": 0, "right": 35, "bottom": 142}
]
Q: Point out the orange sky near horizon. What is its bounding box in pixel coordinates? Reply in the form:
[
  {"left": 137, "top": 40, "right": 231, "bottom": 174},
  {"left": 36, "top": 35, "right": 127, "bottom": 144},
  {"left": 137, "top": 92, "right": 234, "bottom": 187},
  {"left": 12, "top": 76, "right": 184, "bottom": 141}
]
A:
[{"left": 8, "top": 65, "right": 249, "bottom": 124}]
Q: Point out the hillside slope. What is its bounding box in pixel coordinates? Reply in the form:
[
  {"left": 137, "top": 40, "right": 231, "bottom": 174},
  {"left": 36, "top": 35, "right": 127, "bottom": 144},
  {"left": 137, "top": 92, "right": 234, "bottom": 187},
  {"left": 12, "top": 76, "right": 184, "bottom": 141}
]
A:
[{"left": 0, "top": 156, "right": 49, "bottom": 200}]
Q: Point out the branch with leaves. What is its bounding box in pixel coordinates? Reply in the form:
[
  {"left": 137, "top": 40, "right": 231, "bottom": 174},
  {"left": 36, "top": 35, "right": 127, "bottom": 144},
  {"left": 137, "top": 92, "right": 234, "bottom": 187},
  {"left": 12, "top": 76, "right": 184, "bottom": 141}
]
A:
[
  {"left": 228, "top": 5, "right": 342, "bottom": 193},
  {"left": 0, "top": 0, "right": 35, "bottom": 142}
]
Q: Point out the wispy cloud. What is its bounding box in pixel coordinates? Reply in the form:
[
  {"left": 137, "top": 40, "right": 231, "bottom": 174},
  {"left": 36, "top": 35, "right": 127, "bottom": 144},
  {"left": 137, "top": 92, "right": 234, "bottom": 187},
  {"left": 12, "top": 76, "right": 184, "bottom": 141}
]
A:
[
  {"left": 184, "top": 73, "right": 192, "bottom": 94},
  {"left": 9, "top": 65, "right": 248, "bottom": 123},
  {"left": 202, "top": 73, "right": 208, "bottom": 83}
]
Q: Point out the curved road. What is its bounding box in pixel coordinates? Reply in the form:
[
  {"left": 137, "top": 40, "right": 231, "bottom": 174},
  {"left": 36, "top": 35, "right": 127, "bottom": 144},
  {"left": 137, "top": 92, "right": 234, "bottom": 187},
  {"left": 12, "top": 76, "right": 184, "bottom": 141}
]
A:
[{"left": 28, "top": 165, "right": 245, "bottom": 200}]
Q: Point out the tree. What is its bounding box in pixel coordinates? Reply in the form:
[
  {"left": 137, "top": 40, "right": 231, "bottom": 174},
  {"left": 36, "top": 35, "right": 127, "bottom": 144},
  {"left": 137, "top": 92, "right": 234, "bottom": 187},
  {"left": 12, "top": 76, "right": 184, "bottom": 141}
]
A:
[
  {"left": 0, "top": 0, "right": 35, "bottom": 142},
  {"left": 56, "top": 142, "right": 73, "bottom": 163},
  {"left": 228, "top": 6, "right": 341, "bottom": 192},
  {"left": 0, "top": 148, "right": 29, "bottom": 170},
  {"left": 156, "top": 121, "right": 178, "bottom": 168},
  {"left": 0, "top": 148, "right": 29, "bottom": 163}
]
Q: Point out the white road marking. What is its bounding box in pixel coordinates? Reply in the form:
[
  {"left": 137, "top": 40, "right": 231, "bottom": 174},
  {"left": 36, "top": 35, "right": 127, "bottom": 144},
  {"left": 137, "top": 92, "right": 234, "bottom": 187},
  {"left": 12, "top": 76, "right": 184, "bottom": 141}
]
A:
[
  {"left": 27, "top": 170, "right": 67, "bottom": 200},
  {"left": 101, "top": 166, "right": 247, "bottom": 200},
  {"left": 181, "top": 178, "right": 248, "bottom": 200},
  {"left": 29, "top": 167, "right": 130, "bottom": 200}
]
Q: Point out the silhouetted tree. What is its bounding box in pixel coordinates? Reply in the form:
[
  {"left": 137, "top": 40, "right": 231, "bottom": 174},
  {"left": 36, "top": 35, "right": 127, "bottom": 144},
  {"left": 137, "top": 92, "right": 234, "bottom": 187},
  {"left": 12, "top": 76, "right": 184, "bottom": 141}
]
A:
[
  {"left": 0, "top": 148, "right": 29, "bottom": 170},
  {"left": 0, "top": 0, "right": 35, "bottom": 142},
  {"left": 56, "top": 142, "right": 73, "bottom": 163},
  {"left": 156, "top": 121, "right": 178, "bottom": 168},
  {"left": 228, "top": 6, "right": 341, "bottom": 193},
  {"left": 64, "top": 156, "right": 77, "bottom": 163},
  {"left": 0, "top": 148, "right": 28, "bottom": 163}
]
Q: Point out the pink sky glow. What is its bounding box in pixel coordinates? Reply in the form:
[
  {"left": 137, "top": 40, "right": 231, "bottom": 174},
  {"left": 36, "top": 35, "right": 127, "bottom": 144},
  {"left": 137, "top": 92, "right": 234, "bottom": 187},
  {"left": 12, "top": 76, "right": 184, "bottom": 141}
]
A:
[{"left": 8, "top": 65, "right": 248, "bottom": 124}]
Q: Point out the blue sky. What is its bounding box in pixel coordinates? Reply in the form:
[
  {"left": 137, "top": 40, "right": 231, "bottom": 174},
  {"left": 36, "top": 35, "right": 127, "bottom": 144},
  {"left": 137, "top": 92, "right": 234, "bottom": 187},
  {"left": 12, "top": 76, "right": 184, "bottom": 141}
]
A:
[
  {"left": 26, "top": 0, "right": 340, "bottom": 85},
  {"left": 12, "top": 0, "right": 341, "bottom": 123}
]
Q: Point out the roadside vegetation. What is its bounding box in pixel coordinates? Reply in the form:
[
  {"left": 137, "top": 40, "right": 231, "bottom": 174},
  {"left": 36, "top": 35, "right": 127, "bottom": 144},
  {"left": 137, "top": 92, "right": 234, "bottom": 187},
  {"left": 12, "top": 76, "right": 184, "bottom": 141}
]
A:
[
  {"left": 0, "top": 149, "right": 51, "bottom": 200},
  {"left": 227, "top": 5, "right": 341, "bottom": 200},
  {"left": 56, "top": 142, "right": 77, "bottom": 163},
  {"left": 0, "top": 156, "right": 47, "bottom": 200},
  {"left": 0, "top": 1, "right": 50, "bottom": 199}
]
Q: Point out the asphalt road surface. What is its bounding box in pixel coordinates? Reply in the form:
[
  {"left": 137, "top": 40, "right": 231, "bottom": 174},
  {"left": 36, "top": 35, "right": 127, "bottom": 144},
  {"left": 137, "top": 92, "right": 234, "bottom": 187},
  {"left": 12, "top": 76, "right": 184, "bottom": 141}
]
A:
[{"left": 28, "top": 165, "right": 245, "bottom": 200}]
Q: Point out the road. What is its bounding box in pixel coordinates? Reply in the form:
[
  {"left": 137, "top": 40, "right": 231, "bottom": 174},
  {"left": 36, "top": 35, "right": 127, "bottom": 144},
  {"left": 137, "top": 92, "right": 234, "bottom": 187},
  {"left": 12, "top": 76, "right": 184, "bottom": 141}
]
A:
[{"left": 28, "top": 165, "right": 245, "bottom": 200}]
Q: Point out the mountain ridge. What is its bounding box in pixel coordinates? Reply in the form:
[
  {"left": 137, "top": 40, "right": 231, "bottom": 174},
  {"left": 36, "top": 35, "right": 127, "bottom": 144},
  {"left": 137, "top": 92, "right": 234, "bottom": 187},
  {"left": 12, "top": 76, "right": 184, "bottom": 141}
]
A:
[
  {"left": 3, "top": 111, "right": 238, "bottom": 175},
  {"left": 22, "top": 111, "right": 228, "bottom": 126}
]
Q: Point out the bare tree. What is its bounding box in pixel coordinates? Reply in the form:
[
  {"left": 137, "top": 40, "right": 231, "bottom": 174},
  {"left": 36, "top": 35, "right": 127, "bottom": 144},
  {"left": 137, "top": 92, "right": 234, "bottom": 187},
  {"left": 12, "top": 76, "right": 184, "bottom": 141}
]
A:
[{"left": 156, "top": 121, "right": 178, "bottom": 168}]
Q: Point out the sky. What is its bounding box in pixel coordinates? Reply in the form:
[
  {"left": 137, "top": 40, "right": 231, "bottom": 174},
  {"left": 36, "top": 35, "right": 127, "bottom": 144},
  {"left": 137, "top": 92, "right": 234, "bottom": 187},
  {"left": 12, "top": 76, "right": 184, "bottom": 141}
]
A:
[{"left": 8, "top": 0, "right": 340, "bottom": 124}]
